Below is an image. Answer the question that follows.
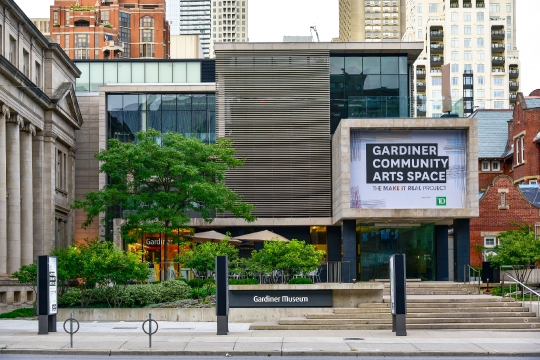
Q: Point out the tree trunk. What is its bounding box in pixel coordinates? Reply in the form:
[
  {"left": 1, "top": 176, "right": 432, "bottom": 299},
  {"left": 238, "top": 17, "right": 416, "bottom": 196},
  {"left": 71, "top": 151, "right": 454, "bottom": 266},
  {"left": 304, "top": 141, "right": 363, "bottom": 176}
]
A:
[{"left": 163, "top": 222, "right": 170, "bottom": 281}]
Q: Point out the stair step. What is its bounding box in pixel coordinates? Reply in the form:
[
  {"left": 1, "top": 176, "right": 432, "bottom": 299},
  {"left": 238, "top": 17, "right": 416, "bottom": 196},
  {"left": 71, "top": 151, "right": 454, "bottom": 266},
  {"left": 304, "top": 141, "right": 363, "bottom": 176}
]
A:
[
  {"left": 250, "top": 323, "right": 540, "bottom": 331},
  {"left": 407, "top": 323, "right": 540, "bottom": 330},
  {"left": 279, "top": 317, "right": 538, "bottom": 325},
  {"left": 361, "top": 302, "right": 517, "bottom": 308},
  {"left": 250, "top": 322, "right": 392, "bottom": 331},
  {"left": 279, "top": 317, "right": 393, "bottom": 325},
  {"left": 402, "top": 298, "right": 515, "bottom": 303},
  {"left": 307, "top": 312, "right": 534, "bottom": 319},
  {"left": 336, "top": 307, "right": 529, "bottom": 313}
]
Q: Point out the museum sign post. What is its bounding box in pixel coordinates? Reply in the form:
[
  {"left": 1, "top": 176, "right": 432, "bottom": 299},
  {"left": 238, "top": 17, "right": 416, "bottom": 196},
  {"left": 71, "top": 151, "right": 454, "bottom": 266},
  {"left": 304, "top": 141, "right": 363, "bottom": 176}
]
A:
[
  {"left": 37, "top": 255, "right": 58, "bottom": 334},
  {"left": 390, "top": 254, "right": 407, "bottom": 336}
]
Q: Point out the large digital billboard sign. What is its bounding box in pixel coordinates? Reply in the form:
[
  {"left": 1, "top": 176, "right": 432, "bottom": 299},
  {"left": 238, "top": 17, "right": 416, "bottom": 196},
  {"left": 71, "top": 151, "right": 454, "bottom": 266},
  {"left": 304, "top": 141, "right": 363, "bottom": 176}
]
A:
[{"left": 350, "top": 130, "right": 467, "bottom": 209}]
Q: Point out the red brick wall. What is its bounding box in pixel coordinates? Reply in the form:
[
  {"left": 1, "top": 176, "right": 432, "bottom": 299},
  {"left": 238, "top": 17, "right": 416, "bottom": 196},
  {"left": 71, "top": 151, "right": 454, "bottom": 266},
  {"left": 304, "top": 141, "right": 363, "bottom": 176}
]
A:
[
  {"left": 511, "top": 97, "right": 540, "bottom": 182},
  {"left": 470, "top": 175, "right": 540, "bottom": 267}
]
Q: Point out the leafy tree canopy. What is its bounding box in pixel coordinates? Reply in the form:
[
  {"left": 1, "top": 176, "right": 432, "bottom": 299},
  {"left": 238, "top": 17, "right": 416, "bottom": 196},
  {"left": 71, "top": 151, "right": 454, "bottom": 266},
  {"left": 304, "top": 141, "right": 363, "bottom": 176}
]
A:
[
  {"left": 73, "top": 130, "right": 255, "bottom": 279},
  {"left": 487, "top": 224, "right": 540, "bottom": 284},
  {"left": 175, "top": 238, "right": 239, "bottom": 277}
]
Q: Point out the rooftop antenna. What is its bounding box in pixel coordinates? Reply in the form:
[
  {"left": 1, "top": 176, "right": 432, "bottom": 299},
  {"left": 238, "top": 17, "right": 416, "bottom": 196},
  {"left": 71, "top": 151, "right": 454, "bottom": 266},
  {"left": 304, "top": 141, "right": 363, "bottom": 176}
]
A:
[{"left": 310, "top": 26, "right": 320, "bottom": 42}]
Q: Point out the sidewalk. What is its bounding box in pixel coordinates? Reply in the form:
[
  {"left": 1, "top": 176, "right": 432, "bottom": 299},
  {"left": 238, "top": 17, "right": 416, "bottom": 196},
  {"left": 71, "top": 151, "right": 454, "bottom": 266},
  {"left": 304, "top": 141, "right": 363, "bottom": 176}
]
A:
[{"left": 1, "top": 319, "right": 539, "bottom": 357}]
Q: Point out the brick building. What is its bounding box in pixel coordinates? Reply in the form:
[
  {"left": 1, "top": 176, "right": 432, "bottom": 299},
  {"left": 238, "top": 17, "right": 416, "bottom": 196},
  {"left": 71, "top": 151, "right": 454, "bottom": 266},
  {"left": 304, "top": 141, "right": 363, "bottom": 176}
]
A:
[
  {"left": 470, "top": 90, "right": 540, "bottom": 267},
  {"left": 470, "top": 175, "right": 540, "bottom": 267},
  {"left": 50, "top": 0, "right": 169, "bottom": 60}
]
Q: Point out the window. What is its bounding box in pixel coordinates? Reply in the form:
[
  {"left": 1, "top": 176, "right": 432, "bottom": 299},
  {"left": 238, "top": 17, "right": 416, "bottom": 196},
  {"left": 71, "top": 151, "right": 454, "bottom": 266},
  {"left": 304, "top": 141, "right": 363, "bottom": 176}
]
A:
[
  {"left": 451, "top": 64, "right": 459, "bottom": 72},
  {"left": 451, "top": 38, "right": 459, "bottom": 47},
  {"left": 490, "top": 4, "right": 500, "bottom": 12},
  {"left": 478, "top": 101, "right": 485, "bottom": 108},
  {"left": 140, "top": 16, "right": 154, "bottom": 27},
  {"left": 464, "top": 64, "right": 472, "bottom": 71},
  {"left": 35, "top": 61, "right": 41, "bottom": 87},
  {"left": 418, "top": 17, "right": 422, "bottom": 25},
  {"left": 464, "top": 12, "right": 471, "bottom": 21},
  {"left": 23, "top": 50, "right": 29, "bottom": 77},
  {"left": 477, "top": 12, "right": 484, "bottom": 21},
  {"left": 417, "top": 29, "right": 422, "bottom": 39},
  {"left": 74, "top": 49, "right": 89, "bottom": 59},
  {"left": 55, "top": 150, "right": 67, "bottom": 191},
  {"left": 494, "top": 90, "right": 504, "bottom": 98},
  {"left": 452, "top": 89, "right": 459, "bottom": 98},
  {"left": 507, "top": 42, "right": 512, "bottom": 50},
  {"left": 432, "top": 90, "right": 442, "bottom": 99},
  {"left": 140, "top": 43, "right": 154, "bottom": 58},
  {"left": 478, "top": 51, "right": 484, "bottom": 60},
  {"left": 451, "top": 12, "right": 458, "bottom": 21},
  {"left": 417, "top": 3, "right": 422, "bottom": 12},
  {"left": 451, "top": 25, "right": 458, "bottom": 34},
  {"left": 464, "top": 38, "right": 471, "bottom": 47},
  {"left": 432, "top": 77, "right": 442, "bottom": 86},
  {"left": 101, "top": 10, "right": 109, "bottom": 22},
  {"left": 451, "top": 51, "right": 459, "bottom": 60},
  {"left": 477, "top": 64, "right": 485, "bottom": 72},
  {"left": 75, "top": 34, "right": 88, "bottom": 48},
  {"left": 477, "top": 25, "right": 484, "bottom": 34},
  {"left": 494, "top": 77, "right": 504, "bottom": 85},
  {"left": 492, "top": 161, "right": 500, "bottom": 171},
  {"left": 141, "top": 29, "right": 153, "bottom": 42},
  {"left": 484, "top": 236, "right": 497, "bottom": 247},
  {"left": 507, "top": 29, "right": 511, "bottom": 38},
  {"left": 429, "top": 3, "right": 438, "bottom": 12},
  {"left": 515, "top": 135, "right": 525, "bottom": 165},
  {"left": 477, "top": 89, "right": 485, "bottom": 97},
  {"left": 464, "top": 26, "right": 471, "bottom": 34},
  {"left": 464, "top": 89, "right": 473, "bottom": 97},
  {"left": 494, "top": 101, "right": 504, "bottom": 109},
  {"left": 482, "top": 161, "right": 490, "bottom": 171},
  {"left": 507, "top": 16, "right": 511, "bottom": 25},
  {"left": 464, "top": 51, "right": 472, "bottom": 60},
  {"left": 9, "top": 36, "right": 16, "bottom": 64},
  {"left": 506, "top": 3, "right": 511, "bottom": 12},
  {"left": 477, "top": 38, "right": 484, "bottom": 47},
  {"left": 530, "top": 180, "right": 538, "bottom": 185}
]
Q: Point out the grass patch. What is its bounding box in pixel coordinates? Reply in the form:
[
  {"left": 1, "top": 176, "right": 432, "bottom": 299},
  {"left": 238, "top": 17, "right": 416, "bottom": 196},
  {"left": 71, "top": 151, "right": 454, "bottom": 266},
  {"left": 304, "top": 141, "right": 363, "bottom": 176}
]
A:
[{"left": 0, "top": 308, "right": 34, "bottom": 319}]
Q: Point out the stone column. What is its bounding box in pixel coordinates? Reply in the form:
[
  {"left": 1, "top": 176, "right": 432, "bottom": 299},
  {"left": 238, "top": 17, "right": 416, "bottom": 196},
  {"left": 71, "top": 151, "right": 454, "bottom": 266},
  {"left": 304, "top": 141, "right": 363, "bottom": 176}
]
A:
[
  {"left": 0, "top": 105, "right": 9, "bottom": 276},
  {"left": 32, "top": 132, "right": 44, "bottom": 259},
  {"left": 342, "top": 220, "right": 357, "bottom": 283},
  {"left": 20, "top": 124, "right": 35, "bottom": 266},
  {"left": 6, "top": 114, "right": 23, "bottom": 274}
]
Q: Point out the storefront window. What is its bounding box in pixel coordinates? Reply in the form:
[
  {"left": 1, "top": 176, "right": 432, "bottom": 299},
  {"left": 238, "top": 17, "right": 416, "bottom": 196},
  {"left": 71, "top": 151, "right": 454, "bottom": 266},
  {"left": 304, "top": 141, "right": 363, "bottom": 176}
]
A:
[{"left": 357, "top": 224, "right": 435, "bottom": 281}]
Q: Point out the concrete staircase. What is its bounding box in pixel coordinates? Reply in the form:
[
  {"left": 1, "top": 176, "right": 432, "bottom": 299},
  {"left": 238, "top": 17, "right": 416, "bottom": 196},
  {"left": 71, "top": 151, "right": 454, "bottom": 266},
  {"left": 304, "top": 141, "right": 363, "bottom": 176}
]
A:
[
  {"left": 250, "top": 294, "right": 539, "bottom": 331},
  {"left": 382, "top": 281, "right": 480, "bottom": 296}
]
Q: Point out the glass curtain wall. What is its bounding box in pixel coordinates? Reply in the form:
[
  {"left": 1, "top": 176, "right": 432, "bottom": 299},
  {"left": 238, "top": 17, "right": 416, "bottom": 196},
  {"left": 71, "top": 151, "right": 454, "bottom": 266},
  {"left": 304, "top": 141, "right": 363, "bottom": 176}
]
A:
[
  {"left": 107, "top": 93, "right": 216, "bottom": 144},
  {"left": 357, "top": 224, "right": 435, "bottom": 281},
  {"left": 330, "top": 55, "right": 409, "bottom": 133}
]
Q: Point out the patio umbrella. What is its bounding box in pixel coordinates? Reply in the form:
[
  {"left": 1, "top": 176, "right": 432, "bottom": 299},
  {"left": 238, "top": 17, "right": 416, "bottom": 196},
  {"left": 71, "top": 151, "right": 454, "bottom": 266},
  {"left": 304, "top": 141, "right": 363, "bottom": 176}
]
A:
[
  {"left": 233, "top": 230, "right": 290, "bottom": 243},
  {"left": 192, "top": 230, "right": 241, "bottom": 245}
]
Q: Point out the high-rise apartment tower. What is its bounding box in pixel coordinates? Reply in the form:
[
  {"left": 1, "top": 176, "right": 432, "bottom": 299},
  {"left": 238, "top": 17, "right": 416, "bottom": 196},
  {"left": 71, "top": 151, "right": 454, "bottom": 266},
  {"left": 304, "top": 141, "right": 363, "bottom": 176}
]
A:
[
  {"left": 209, "top": 0, "right": 248, "bottom": 57},
  {"left": 50, "top": 0, "right": 170, "bottom": 59},
  {"left": 404, "top": 0, "right": 519, "bottom": 117},
  {"left": 167, "top": 0, "right": 211, "bottom": 58},
  {"left": 336, "top": 0, "right": 406, "bottom": 42}
]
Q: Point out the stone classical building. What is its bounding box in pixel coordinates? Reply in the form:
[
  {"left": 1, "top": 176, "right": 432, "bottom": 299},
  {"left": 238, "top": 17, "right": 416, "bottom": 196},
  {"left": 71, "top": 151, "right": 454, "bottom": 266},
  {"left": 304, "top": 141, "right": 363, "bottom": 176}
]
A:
[{"left": 0, "top": 0, "right": 82, "bottom": 311}]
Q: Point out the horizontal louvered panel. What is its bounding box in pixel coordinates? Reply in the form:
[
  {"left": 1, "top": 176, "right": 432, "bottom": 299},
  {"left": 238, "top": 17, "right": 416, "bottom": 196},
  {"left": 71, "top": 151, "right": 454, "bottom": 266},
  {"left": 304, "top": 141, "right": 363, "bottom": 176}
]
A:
[{"left": 215, "top": 49, "right": 331, "bottom": 218}]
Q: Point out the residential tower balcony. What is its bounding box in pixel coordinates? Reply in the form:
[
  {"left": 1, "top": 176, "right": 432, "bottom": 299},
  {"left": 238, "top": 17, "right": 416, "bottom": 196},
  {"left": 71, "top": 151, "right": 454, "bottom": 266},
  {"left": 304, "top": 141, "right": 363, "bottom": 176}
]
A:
[
  {"left": 491, "top": 29, "right": 505, "bottom": 40},
  {"left": 492, "top": 56, "right": 505, "bottom": 66},
  {"left": 509, "top": 81, "right": 519, "bottom": 91},
  {"left": 416, "top": 69, "right": 426, "bottom": 79},
  {"left": 491, "top": 43, "right": 505, "bottom": 53},
  {"left": 430, "top": 43, "right": 444, "bottom": 54},
  {"left": 509, "top": 94, "right": 517, "bottom": 103},
  {"left": 416, "top": 81, "right": 426, "bottom": 91},
  {"left": 509, "top": 69, "right": 519, "bottom": 79},
  {"left": 430, "top": 56, "right": 444, "bottom": 66},
  {"left": 416, "top": 106, "right": 426, "bottom": 117},
  {"left": 430, "top": 30, "right": 444, "bottom": 40}
]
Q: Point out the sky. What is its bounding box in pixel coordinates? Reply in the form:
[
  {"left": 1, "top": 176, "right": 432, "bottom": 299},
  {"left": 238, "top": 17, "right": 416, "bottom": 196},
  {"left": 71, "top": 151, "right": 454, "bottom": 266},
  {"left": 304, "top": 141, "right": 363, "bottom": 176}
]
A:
[{"left": 12, "top": 0, "right": 540, "bottom": 94}]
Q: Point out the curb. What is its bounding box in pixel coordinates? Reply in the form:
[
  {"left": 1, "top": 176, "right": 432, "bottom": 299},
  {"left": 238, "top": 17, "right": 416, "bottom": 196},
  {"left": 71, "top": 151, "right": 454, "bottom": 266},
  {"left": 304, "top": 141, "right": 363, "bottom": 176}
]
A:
[{"left": 2, "top": 349, "right": 540, "bottom": 357}]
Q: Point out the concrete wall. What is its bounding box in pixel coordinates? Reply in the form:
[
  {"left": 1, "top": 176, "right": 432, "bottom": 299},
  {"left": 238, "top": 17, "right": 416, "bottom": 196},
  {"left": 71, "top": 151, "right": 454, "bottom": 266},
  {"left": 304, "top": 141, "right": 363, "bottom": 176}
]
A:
[
  {"left": 170, "top": 35, "right": 203, "bottom": 59},
  {"left": 0, "top": 280, "right": 34, "bottom": 314}
]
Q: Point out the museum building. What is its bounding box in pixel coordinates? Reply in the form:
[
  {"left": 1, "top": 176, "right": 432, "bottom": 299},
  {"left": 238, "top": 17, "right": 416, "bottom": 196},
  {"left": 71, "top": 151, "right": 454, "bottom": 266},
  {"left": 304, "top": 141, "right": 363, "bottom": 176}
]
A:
[{"left": 73, "top": 42, "right": 478, "bottom": 283}]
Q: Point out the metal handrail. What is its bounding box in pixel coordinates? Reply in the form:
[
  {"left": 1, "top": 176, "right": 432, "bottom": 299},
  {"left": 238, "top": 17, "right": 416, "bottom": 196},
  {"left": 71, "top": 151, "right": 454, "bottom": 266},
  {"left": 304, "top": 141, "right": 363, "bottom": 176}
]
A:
[
  {"left": 464, "top": 264, "right": 481, "bottom": 294},
  {"left": 503, "top": 273, "right": 540, "bottom": 319}
]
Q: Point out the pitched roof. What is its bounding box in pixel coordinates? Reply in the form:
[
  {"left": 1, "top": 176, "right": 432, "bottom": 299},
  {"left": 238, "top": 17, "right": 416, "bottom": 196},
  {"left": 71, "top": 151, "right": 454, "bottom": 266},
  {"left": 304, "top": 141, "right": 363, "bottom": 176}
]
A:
[
  {"left": 519, "top": 185, "right": 540, "bottom": 207},
  {"left": 524, "top": 97, "right": 540, "bottom": 109},
  {"left": 469, "top": 109, "right": 512, "bottom": 158}
]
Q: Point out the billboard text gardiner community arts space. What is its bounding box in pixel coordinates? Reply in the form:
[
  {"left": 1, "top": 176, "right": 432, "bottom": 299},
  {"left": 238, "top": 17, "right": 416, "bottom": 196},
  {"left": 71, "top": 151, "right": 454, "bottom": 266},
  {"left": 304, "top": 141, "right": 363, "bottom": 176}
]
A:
[{"left": 350, "top": 130, "right": 467, "bottom": 209}]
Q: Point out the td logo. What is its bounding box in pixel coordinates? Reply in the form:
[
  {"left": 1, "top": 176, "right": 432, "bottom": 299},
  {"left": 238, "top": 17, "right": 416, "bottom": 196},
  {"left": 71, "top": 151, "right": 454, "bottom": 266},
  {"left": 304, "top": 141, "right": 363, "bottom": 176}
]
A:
[{"left": 436, "top": 196, "right": 447, "bottom": 206}]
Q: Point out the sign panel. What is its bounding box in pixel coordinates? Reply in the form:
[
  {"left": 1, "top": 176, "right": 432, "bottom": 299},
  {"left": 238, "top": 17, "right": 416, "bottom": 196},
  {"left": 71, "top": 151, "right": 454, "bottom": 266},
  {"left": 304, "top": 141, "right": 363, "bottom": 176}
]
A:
[
  {"left": 48, "top": 256, "right": 58, "bottom": 315},
  {"left": 229, "top": 290, "right": 333, "bottom": 308},
  {"left": 350, "top": 130, "right": 467, "bottom": 209}
]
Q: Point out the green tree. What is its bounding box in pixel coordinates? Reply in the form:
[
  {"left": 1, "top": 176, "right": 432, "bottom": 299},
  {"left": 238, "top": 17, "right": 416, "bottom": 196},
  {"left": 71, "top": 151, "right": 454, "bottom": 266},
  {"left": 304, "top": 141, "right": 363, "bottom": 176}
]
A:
[
  {"left": 174, "top": 238, "right": 238, "bottom": 302},
  {"left": 51, "top": 246, "right": 83, "bottom": 294},
  {"left": 487, "top": 225, "right": 540, "bottom": 284},
  {"left": 11, "top": 262, "right": 38, "bottom": 298},
  {"left": 250, "top": 240, "right": 324, "bottom": 283},
  {"left": 73, "top": 130, "right": 255, "bottom": 279}
]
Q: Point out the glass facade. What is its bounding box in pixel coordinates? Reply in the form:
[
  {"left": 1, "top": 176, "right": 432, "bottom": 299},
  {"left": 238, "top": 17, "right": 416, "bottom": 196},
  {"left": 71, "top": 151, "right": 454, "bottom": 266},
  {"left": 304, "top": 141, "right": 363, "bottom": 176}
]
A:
[
  {"left": 330, "top": 55, "right": 409, "bottom": 133},
  {"left": 357, "top": 224, "right": 435, "bottom": 281},
  {"left": 107, "top": 93, "right": 216, "bottom": 144},
  {"left": 75, "top": 60, "right": 215, "bottom": 92}
]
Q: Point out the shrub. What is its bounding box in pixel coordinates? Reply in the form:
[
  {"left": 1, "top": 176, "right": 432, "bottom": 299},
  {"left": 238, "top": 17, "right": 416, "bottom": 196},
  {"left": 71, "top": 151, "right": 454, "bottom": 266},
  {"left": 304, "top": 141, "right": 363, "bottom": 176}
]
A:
[
  {"left": 229, "top": 278, "right": 259, "bottom": 285},
  {"left": 190, "top": 286, "right": 215, "bottom": 300},
  {"left": 176, "top": 278, "right": 189, "bottom": 284},
  {"left": 58, "top": 287, "right": 82, "bottom": 307},
  {"left": 0, "top": 308, "right": 34, "bottom": 319},
  {"left": 288, "top": 277, "right": 313, "bottom": 284},
  {"left": 188, "top": 278, "right": 214, "bottom": 288}
]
